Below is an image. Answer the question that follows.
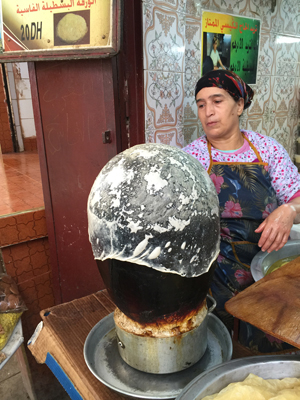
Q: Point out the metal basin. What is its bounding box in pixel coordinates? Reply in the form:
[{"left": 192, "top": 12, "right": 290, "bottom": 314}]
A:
[
  {"left": 176, "top": 355, "right": 300, "bottom": 400},
  {"left": 250, "top": 239, "right": 300, "bottom": 281}
]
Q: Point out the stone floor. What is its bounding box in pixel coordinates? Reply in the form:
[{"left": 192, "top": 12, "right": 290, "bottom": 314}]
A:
[{"left": 0, "top": 151, "right": 44, "bottom": 215}]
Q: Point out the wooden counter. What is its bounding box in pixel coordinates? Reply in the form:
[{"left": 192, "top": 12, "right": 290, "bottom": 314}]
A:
[{"left": 28, "top": 290, "right": 252, "bottom": 400}]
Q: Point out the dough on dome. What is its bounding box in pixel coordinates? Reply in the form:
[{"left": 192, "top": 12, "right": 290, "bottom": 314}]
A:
[{"left": 88, "top": 143, "right": 220, "bottom": 277}]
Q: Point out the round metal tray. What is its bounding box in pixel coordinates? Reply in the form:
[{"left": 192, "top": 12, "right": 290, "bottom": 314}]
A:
[
  {"left": 84, "top": 313, "right": 232, "bottom": 400},
  {"left": 176, "top": 354, "right": 300, "bottom": 400},
  {"left": 250, "top": 239, "right": 300, "bottom": 281}
]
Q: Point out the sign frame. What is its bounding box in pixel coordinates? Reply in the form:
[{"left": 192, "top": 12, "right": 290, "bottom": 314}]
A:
[{"left": 0, "top": 0, "right": 121, "bottom": 62}]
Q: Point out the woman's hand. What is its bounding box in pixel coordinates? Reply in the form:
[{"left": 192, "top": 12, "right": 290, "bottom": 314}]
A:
[{"left": 255, "top": 203, "right": 297, "bottom": 253}]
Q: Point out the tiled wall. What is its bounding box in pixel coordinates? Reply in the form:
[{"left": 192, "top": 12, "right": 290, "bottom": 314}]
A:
[
  {"left": 0, "top": 209, "right": 55, "bottom": 341},
  {"left": 6, "top": 62, "right": 37, "bottom": 152},
  {"left": 143, "top": 0, "right": 300, "bottom": 158}
]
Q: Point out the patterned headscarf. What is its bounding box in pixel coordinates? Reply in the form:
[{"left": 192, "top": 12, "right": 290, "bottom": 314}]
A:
[{"left": 195, "top": 70, "right": 254, "bottom": 110}]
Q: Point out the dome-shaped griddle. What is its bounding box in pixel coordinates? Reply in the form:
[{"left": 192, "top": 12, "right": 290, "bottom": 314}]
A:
[{"left": 88, "top": 143, "right": 220, "bottom": 278}]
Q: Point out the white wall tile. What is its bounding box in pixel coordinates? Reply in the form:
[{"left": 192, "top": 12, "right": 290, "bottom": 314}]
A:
[
  {"left": 7, "top": 71, "right": 17, "bottom": 100},
  {"left": 15, "top": 78, "right": 32, "bottom": 100},
  {"left": 18, "top": 99, "right": 34, "bottom": 120},
  {"left": 15, "top": 125, "right": 24, "bottom": 152},
  {"left": 21, "top": 118, "right": 36, "bottom": 138},
  {"left": 15, "top": 62, "right": 29, "bottom": 79},
  {"left": 5, "top": 63, "right": 13, "bottom": 73},
  {"left": 11, "top": 99, "right": 20, "bottom": 126}
]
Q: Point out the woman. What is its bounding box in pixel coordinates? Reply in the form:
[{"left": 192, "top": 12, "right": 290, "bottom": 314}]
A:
[
  {"left": 210, "top": 38, "right": 226, "bottom": 70},
  {"left": 183, "top": 69, "right": 300, "bottom": 353}
]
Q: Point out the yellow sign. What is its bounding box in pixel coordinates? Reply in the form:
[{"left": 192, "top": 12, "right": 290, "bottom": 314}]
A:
[
  {"left": 0, "top": 0, "right": 120, "bottom": 60},
  {"left": 201, "top": 11, "right": 260, "bottom": 84}
]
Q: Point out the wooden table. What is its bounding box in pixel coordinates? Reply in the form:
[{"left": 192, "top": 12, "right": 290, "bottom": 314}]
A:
[
  {"left": 28, "top": 290, "right": 128, "bottom": 400},
  {"left": 28, "top": 290, "right": 251, "bottom": 400}
]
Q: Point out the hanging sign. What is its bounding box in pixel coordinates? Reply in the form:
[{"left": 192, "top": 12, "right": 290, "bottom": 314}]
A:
[
  {"left": 201, "top": 11, "right": 260, "bottom": 84},
  {"left": 0, "top": 0, "right": 121, "bottom": 61}
]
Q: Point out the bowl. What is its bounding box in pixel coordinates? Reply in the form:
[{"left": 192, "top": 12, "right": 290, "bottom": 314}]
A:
[
  {"left": 250, "top": 239, "right": 300, "bottom": 281},
  {"left": 176, "top": 355, "right": 300, "bottom": 400}
]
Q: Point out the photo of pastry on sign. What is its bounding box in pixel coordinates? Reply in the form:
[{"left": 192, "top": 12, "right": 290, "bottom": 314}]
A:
[{"left": 54, "top": 11, "right": 90, "bottom": 46}]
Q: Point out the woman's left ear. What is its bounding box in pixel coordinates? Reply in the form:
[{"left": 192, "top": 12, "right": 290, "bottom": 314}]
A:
[{"left": 237, "top": 98, "right": 244, "bottom": 116}]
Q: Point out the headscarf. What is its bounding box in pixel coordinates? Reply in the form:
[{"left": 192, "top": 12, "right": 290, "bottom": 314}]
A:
[{"left": 195, "top": 70, "right": 254, "bottom": 110}]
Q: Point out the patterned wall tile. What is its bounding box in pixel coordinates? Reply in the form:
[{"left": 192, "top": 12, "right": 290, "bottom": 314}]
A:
[
  {"left": 248, "top": 75, "right": 271, "bottom": 116},
  {"left": 272, "top": 36, "right": 298, "bottom": 77},
  {"left": 202, "top": 0, "right": 248, "bottom": 15},
  {"left": 270, "top": 3, "right": 285, "bottom": 34},
  {"left": 184, "top": 72, "right": 200, "bottom": 121},
  {"left": 145, "top": 70, "right": 184, "bottom": 129},
  {"left": 269, "top": 118, "right": 292, "bottom": 152},
  {"left": 1, "top": 237, "right": 55, "bottom": 340},
  {"left": 152, "top": 0, "right": 187, "bottom": 13},
  {"left": 149, "top": 126, "right": 185, "bottom": 147},
  {"left": 185, "top": 18, "right": 201, "bottom": 75},
  {"left": 278, "top": 0, "right": 300, "bottom": 35},
  {"left": 239, "top": 109, "right": 250, "bottom": 131},
  {"left": 288, "top": 95, "right": 299, "bottom": 126},
  {"left": 262, "top": 98, "right": 276, "bottom": 134},
  {"left": 246, "top": 117, "right": 263, "bottom": 134},
  {"left": 144, "top": 3, "right": 185, "bottom": 72},
  {"left": 257, "top": 34, "right": 274, "bottom": 76},
  {"left": 143, "top": 0, "right": 300, "bottom": 154},
  {"left": 288, "top": 93, "right": 300, "bottom": 155},
  {"left": 2, "top": 238, "right": 51, "bottom": 284},
  {"left": 200, "top": 0, "right": 220, "bottom": 13},
  {"left": 0, "top": 209, "right": 47, "bottom": 247},
  {"left": 271, "top": 75, "right": 296, "bottom": 112},
  {"left": 186, "top": 0, "right": 202, "bottom": 17},
  {"left": 249, "top": 0, "right": 275, "bottom": 33},
  {"left": 183, "top": 94, "right": 198, "bottom": 123},
  {"left": 183, "top": 123, "right": 203, "bottom": 146}
]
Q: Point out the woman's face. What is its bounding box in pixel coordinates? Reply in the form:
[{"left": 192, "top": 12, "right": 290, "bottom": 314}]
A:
[
  {"left": 196, "top": 87, "right": 244, "bottom": 140},
  {"left": 213, "top": 42, "right": 217, "bottom": 51}
]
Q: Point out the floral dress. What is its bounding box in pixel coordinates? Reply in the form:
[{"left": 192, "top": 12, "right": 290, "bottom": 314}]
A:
[{"left": 207, "top": 135, "right": 298, "bottom": 354}]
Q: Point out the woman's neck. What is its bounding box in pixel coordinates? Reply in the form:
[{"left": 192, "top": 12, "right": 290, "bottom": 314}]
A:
[{"left": 208, "top": 131, "right": 244, "bottom": 151}]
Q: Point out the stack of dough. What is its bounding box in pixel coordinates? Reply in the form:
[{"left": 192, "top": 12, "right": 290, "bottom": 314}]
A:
[{"left": 201, "top": 373, "right": 300, "bottom": 399}]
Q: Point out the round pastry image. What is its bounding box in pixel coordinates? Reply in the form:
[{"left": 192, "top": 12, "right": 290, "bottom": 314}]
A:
[{"left": 56, "top": 13, "right": 88, "bottom": 44}]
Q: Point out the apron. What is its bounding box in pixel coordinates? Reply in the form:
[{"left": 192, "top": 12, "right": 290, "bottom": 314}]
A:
[{"left": 208, "top": 134, "right": 298, "bottom": 354}]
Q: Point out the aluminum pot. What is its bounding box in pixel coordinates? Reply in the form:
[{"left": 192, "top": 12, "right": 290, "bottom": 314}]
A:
[{"left": 115, "top": 295, "right": 217, "bottom": 375}]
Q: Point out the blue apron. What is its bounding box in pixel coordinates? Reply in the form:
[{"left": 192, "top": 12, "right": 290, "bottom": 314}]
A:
[{"left": 208, "top": 134, "right": 297, "bottom": 354}]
